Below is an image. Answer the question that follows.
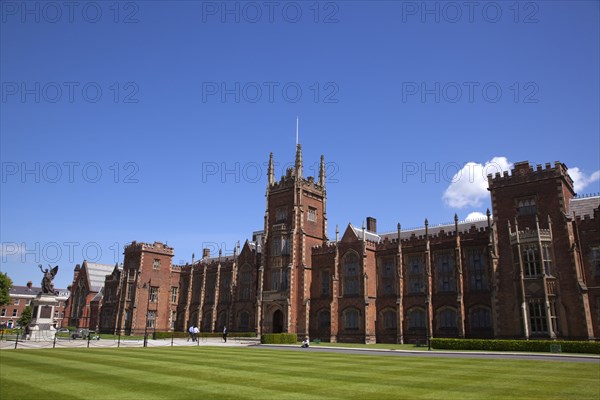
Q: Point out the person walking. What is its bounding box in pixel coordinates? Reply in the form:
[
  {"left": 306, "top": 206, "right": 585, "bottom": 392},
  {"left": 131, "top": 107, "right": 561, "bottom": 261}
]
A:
[
  {"left": 222, "top": 326, "right": 228, "bottom": 343},
  {"left": 301, "top": 337, "right": 309, "bottom": 348},
  {"left": 193, "top": 326, "right": 199, "bottom": 343},
  {"left": 188, "top": 325, "right": 195, "bottom": 342}
]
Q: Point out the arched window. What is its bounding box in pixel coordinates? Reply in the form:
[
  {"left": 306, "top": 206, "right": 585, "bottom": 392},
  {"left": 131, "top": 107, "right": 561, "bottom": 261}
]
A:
[
  {"left": 344, "top": 308, "right": 359, "bottom": 330},
  {"left": 435, "top": 252, "right": 455, "bottom": 292},
  {"left": 344, "top": 253, "right": 360, "bottom": 296},
  {"left": 469, "top": 306, "right": 491, "bottom": 330},
  {"left": 467, "top": 249, "right": 487, "bottom": 291},
  {"left": 239, "top": 266, "right": 252, "bottom": 301},
  {"left": 318, "top": 309, "right": 330, "bottom": 331},
  {"left": 407, "top": 255, "right": 424, "bottom": 294},
  {"left": 382, "top": 309, "right": 396, "bottom": 330},
  {"left": 437, "top": 307, "right": 457, "bottom": 329},
  {"left": 379, "top": 258, "right": 395, "bottom": 296},
  {"left": 202, "top": 311, "right": 212, "bottom": 332},
  {"left": 239, "top": 311, "right": 250, "bottom": 331},
  {"left": 407, "top": 308, "right": 425, "bottom": 329}
]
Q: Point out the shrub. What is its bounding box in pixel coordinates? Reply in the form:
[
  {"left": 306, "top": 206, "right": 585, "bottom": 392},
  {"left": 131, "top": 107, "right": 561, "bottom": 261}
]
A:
[
  {"left": 261, "top": 333, "right": 298, "bottom": 344},
  {"left": 152, "top": 331, "right": 257, "bottom": 340},
  {"left": 430, "top": 338, "right": 600, "bottom": 354}
]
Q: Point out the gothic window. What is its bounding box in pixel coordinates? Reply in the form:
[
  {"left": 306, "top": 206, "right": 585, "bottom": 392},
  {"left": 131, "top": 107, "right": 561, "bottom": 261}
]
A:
[
  {"left": 202, "top": 311, "right": 212, "bottom": 332},
  {"left": 205, "top": 276, "right": 215, "bottom": 304},
  {"left": 407, "top": 255, "right": 424, "bottom": 294},
  {"left": 436, "top": 252, "right": 455, "bottom": 292},
  {"left": 528, "top": 299, "right": 547, "bottom": 334},
  {"left": 517, "top": 197, "right": 537, "bottom": 216},
  {"left": 276, "top": 207, "right": 287, "bottom": 223},
  {"left": 318, "top": 310, "right": 330, "bottom": 331},
  {"left": 221, "top": 276, "right": 231, "bottom": 303},
  {"left": 542, "top": 244, "right": 554, "bottom": 276},
  {"left": 437, "top": 307, "right": 457, "bottom": 329},
  {"left": 126, "top": 283, "right": 134, "bottom": 301},
  {"left": 522, "top": 245, "right": 542, "bottom": 278},
  {"left": 171, "top": 311, "right": 176, "bottom": 330},
  {"left": 153, "top": 258, "right": 161, "bottom": 270},
  {"left": 307, "top": 207, "right": 317, "bottom": 222},
  {"left": 239, "top": 311, "right": 250, "bottom": 331},
  {"left": 407, "top": 308, "right": 425, "bottom": 329},
  {"left": 344, "top": 308, "right": 359, "bottom": 330},
  {"left": 343, "top": 253, "right": 360, "bottom": 296},
  {"left": 469, "top": 307, "right": 491, "bottom": 330},
  {"left": 171, "top": 287, "right": 178, "bottom": 304},
  {"left": 590, "top": 247, "right": 600, "bottom": 277},
  {"left": 146, "top": 311, "right": 156, "bottom": 328},
  {"left": 380, "top": 258, "right": 395, "bottom": 296},
  {"left": 272, "top": 238, "right": 281, "bottom": 256},
  {"left": 272, "top": 270, "right": 281, "bottom": 291},
  {"left": 240, "top": 268, "right": 252, "bottom": 301},
  {"left": 321, "top": 270, "right": 330, "bottom": 296},
  {"left": 149, "top": 287, "right": 159, "bottom": 303},
  {"left": 382, "top": 309, "right": 397, "bottom": 329},
  {"left": 468, "top": 249, "right": 488, "bottom": 291}
]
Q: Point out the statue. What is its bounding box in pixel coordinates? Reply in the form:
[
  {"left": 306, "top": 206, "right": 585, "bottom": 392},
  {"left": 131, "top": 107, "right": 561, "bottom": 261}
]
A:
[{"left": 38, "top": 264, "right": 58, "bottom": 295}]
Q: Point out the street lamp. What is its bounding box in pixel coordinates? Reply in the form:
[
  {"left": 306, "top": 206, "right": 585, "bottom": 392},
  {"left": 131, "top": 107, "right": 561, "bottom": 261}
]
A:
[
  {"left": 425, "top": 294, "right": 431, "bottom": 351},
  {"left": 143, "top": 279, "right": 152, "bottom": 348}
]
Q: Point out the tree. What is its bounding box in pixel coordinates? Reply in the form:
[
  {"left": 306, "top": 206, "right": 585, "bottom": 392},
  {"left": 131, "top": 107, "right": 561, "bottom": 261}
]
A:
[
  {"left": 18, "top": 306, "right": 32, "bottom": 327},
  {"left": 0, "top": 273, "right": 12, "bottom": 306}
]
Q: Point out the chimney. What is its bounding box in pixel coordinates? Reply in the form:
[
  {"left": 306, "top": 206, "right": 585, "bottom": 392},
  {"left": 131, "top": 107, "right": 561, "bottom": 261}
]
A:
[
  {"left": 366, "top": 217, "right": 377, "bottom": 233},
  {"left": 27, "top": 281, "right": 32, "bottom": 290},
  {"left": 202, "top": 248, "right": 211, "bottom": 259}
]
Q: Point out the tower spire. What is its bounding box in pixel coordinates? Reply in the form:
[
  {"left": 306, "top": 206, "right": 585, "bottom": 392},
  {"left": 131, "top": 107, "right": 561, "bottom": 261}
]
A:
[
  {"left": 296, "top": 115, "right": 299, "bottom": 146},
  {"left": 267, "top": 152, "right": 274, "bottom": 186},
  {"left": 319, "top": 154, "right": 325, "bottom": 187},
  {"left": 295, "top": 144, "right": 303, "bottom": 180}
]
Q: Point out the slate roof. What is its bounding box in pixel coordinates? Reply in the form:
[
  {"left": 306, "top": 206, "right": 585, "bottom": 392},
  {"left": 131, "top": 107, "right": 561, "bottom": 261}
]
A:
[
  {"left": 346, "top": 218, "right": 490, "bottom": 243},
  {"left": 569, "top": 195, "right": 599, "bottom": 218},
  {"left": 10, "top": 285, "right": 69, "bottom": 298},
  {"left": 85, "top": 262, "right": 115, "bottom": 292}
]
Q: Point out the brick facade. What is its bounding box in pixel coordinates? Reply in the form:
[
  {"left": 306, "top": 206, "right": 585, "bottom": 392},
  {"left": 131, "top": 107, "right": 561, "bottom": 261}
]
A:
[{"left": 65, "top": 150, "right": 599, "bottom": 343}]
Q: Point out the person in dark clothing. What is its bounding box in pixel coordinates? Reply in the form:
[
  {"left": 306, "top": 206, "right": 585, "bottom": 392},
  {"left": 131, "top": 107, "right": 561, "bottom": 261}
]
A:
[{"left": 222, "top": 326, "right": 228, "bottom": 343}]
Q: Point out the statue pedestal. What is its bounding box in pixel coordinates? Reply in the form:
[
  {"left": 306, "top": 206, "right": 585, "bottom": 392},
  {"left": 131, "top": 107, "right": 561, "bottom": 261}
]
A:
[{"left": 29, "top": 293, "right": 58, "bottom": 340}]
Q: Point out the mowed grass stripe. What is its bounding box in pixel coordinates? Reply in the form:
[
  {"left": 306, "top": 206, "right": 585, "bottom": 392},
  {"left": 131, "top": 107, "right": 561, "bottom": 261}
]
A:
[
  {"left": 1, "top": 347, "right": 598, "bottom": 400},
  {"left": 1, "top": 349, "right": 329, "bottom": 400}
]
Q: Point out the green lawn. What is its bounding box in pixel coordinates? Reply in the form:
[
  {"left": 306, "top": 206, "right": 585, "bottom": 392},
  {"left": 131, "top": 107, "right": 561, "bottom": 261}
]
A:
[{"left": 1, "top": 347, "right": 598, "bottom": 400}]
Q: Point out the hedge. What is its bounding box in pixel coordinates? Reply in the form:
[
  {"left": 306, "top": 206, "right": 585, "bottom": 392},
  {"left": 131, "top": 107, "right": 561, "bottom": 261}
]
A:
[
  {"left": 152, "top": 331, "right": 257, "bottom": 340},
  {"left": 261, "top": 333, "right": 298, "bottom": 344},
  {"left": 430, "top": 338, "right": 600, "bottom": 354}
]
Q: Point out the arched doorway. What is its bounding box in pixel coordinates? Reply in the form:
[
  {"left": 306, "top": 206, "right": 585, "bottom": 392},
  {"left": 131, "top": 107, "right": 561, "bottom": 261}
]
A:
[{"left": 273, "top": 310, "right": 284, "bottom": 333}]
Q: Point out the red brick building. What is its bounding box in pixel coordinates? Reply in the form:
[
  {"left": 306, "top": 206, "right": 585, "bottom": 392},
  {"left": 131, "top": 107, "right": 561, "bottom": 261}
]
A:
[
  {"left": 1, "top": 281, "right": 69, "bottom": 329},
  {"left": 84, "top": 148, "right": 599, "bottom": 342},
  {"left": 63, "top": 260, "right": 114, "bottom": 329}
]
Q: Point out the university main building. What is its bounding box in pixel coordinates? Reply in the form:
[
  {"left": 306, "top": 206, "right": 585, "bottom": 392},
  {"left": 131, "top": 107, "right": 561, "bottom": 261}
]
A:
[{"left": 64, "top": 146, "right": 600, "bottom": 342}]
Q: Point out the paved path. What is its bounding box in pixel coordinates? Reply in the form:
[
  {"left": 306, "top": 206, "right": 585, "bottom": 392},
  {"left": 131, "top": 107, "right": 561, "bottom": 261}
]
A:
[
  {"left": 2, "top": 337, "right": 598, "bottom": 364},
  {"left": 258, "top": 344, "right": 600, "bottom": 364}
]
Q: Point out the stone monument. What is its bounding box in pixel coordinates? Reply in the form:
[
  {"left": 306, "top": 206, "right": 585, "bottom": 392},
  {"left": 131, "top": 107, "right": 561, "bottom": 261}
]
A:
[{"left": 28, "top": 265, "right": 59, "bottom": 340}]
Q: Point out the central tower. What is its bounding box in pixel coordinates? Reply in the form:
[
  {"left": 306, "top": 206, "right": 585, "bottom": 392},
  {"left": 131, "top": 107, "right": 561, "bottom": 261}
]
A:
[{"left": 258, "top": 144, "right": 327, "bottom": 337}]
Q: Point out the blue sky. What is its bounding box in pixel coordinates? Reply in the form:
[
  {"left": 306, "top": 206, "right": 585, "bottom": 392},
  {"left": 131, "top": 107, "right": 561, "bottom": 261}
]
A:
[{"left": 1, "top": 1, "right": 599, "bottom": 289}]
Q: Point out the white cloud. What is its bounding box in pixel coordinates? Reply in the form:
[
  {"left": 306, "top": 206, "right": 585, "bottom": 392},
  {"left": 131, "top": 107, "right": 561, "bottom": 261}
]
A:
[
  {"left": 442, "top": 157, "right": 512, "bottom": 208},
  {"left": 465, "top": 211, "right": 487, "bottom": 221},
  {"left": 568, "top": 167, "right": 600, "bottom": 193}
]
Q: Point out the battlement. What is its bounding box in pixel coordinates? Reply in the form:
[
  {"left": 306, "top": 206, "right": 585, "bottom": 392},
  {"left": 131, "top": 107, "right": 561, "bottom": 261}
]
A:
[
  {"left": 312, "top": 241, "right": 337, "bottom": 255},
  {"left": 487, "top": 160, "right": 574, "bottom": 191},
  {"left": 124, "top": 241, "right": 174, "bottom": 256}
]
